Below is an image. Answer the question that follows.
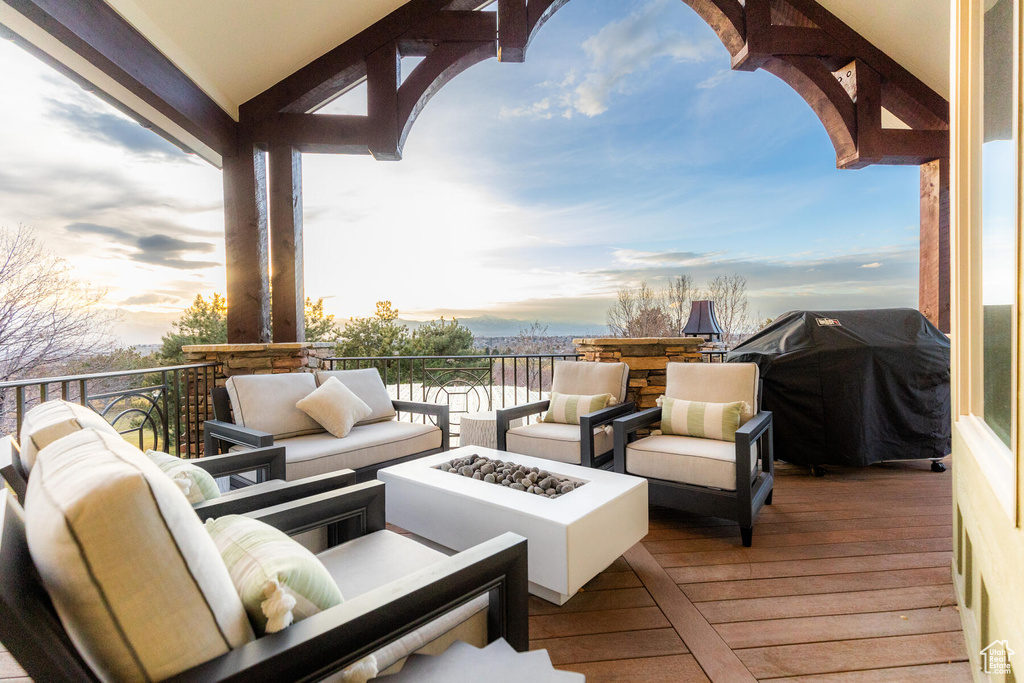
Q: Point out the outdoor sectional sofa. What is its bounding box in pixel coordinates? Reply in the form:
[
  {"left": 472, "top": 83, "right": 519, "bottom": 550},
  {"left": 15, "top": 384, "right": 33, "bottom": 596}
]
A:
[{"left": 205, "top": 369, "right": 449, "bottom": 482}]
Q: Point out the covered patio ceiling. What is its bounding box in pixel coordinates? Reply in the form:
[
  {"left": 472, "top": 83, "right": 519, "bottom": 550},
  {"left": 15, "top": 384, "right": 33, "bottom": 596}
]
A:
[{"left": 0, "top": 0, "right": 952, "bottom": 341}]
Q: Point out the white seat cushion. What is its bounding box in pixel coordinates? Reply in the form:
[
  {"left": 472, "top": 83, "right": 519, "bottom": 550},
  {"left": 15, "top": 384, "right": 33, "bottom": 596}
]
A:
[
  {"left": 505, "top": 422, "right": 612, "bottom": 465},
  {"left": 26, "top": 428, "right": 254, "bottom": 681},
  {"left": 318, "top": 531, "right": 487, "bottom": 676},
  {"left": 626, "top": 434, "right": 758, "bottom": 491},
  {"left": 237, "top": 421, "right": 441, "bottom": 480},
  {"left": 315, "top": 369, "right": 397, "bottom": 425},
  {"left": 225, "top": 373, "right": 324, "bottom": 439},
  {"left": 18, "top": 400, "right": 119, "bottom": 473}
]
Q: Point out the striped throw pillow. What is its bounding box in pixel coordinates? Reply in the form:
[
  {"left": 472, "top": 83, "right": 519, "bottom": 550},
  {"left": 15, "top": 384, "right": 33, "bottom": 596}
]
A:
[
  {"left": 660, "top": 397, "right": 748, "bottom": 442},
  {"left": 543, "top": 392, "right": 613, "bottom": 425},
  {"left": 146, "top": 450, "right": 221, "bottom": 504},
  {"left": 206, "top": 515, "right": 343, "bottom": 635}
]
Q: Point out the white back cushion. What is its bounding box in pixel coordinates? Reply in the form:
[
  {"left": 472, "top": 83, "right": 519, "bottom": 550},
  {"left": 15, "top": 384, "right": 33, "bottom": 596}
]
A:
[
  {"left": 225, "top": 373, "right": 324, "bottom": 438},
  {"left": 665, "top": 362, "right": 759, "bottom": 423},
  {"left": 315, "top": 369, "right": 396, "bottom": 425},
  {"left": 551, "top": 361, "right": 629, "bottom": 404},
  {"left": 25, "top": 428, "right": 254, "bottom": 681},
  {"left": 19, "top": 400, "right": 119, "bottom": 474}
]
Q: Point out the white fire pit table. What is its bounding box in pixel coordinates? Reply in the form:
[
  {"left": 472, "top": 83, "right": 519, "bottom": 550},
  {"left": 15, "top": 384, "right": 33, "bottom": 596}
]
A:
[{"left": 378, "top": 446, "right": 648, "bottom": 605}]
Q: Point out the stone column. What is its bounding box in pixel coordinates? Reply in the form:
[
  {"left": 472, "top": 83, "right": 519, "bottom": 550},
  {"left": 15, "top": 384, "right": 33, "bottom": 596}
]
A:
[{"left": 573, "top": 337, "right": 704, "bottom": 409}]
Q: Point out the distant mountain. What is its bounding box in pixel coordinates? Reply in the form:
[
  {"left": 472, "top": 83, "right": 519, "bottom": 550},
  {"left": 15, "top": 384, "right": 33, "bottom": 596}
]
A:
[{"left": 399, "top": 315, "right": 607, "bottom": 338}]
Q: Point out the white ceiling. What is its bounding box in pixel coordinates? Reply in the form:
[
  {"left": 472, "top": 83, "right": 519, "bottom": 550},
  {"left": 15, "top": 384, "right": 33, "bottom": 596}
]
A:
[{"left": 101, "top": 0, "right": 950, "bottom": 120}]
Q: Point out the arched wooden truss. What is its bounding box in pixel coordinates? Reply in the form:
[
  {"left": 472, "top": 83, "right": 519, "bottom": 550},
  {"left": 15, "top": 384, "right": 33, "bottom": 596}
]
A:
[{"left": 224, "top": 0, "right": 950, "bottom": 342}]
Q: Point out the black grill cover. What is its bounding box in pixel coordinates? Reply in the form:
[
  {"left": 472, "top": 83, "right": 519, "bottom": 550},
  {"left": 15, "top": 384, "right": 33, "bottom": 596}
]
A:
[{"left": 726, "top": 308, "right": 950, "bottom": 467}]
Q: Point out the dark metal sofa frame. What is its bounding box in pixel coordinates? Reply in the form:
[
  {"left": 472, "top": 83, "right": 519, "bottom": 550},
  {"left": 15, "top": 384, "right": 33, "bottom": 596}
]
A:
[
  {"left": 495, "top": 400, "right": 635, "bottom": 469},
  {"left": 204, "top": 385, "right": 450, "bottom": 483},
  {"left": 612, "top": 405, "right": 775, "bottom": 547},
  {"left": 0, "top": 480, "right": 529, "bottom": 682}
]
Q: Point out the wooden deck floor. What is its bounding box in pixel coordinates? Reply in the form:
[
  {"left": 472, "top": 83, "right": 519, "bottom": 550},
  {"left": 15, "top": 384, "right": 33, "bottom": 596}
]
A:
[
  {"left": 0, "top": 457, "right": 968, "bottom": 682},
  {"left": 533, "top": 457, "right": 970, "bottom": 682}
]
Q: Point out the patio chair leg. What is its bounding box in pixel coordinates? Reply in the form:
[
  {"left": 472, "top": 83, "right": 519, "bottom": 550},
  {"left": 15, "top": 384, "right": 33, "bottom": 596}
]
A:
[
  {"left": 741, "top": 526, "right": 753, "bottom": 547},
  {"left": 765, "top": 489, "right": 773, "bottom": 505}
]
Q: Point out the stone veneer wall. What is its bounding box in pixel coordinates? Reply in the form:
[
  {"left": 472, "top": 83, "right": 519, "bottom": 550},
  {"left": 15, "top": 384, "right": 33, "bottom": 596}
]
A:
[
  {"left": 572, "top": 337, "right": 704, "bottom": 410},
  {"left": 180, "top": 342, "right": 336, "bottom": 455}
]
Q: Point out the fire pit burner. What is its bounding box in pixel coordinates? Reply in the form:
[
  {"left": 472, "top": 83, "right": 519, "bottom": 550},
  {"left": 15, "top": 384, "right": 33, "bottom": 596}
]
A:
[{"left": 435, "top": 454, "right": 585, "bottom": 498}]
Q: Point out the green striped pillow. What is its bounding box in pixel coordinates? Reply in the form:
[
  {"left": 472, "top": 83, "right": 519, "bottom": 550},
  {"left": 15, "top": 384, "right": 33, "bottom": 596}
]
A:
[
  {"left": 205, "top": 515, "right": 343, "bottom": 635},
  {"left": 543, "top": 391, "right": 613, "bottom": 425},
  {"left": 145, "top": 450, "right": 221, "bottom": 504},
  {"left": 660, "top": 398, "right": 748, "bottom": 442}
]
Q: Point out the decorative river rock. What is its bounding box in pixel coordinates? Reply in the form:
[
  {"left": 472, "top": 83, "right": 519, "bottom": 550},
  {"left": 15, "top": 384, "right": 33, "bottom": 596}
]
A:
[{"left": 435, "top": 454, "right": 585, "bottom": 499}]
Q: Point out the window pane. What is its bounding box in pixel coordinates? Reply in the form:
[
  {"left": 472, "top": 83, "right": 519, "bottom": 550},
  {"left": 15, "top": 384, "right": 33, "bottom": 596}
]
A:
[{"left": 981, "top": 0, "right": 1015, "bottom": 447}]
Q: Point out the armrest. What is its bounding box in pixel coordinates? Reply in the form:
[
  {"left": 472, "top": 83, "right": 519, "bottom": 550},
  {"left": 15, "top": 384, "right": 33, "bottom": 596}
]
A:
[
  {"left": 192, "top": 445, "right": 286, "bottom": 481},
  {"left": 245, "top": 480, "right": 386, "bottom": 538},
  {"left": 392, "top": 401, "right": 449, "bottom": 451},
  {"left": 611, "top": 407, "right": 661, "bottom": 475},
  {"left": 203, "top": 419, "right": 273, "bottom": 455},
  {"left": 579, "top": 402, "right": 636, "bottom": 467},
  {"left": 736, "top": 410, "right": 773, "bottom": 488},
  {"left": 495, "top": 400, "right": 549, "bottom": 451},
  {"left": 580, "top": 401, "right": 635, "bottom": 429},
  {"left": 165, "top": 532, "right": 529, "bottom": 683},
  {"left": 192, "top": 470, "right": 356, "bottom": 521},
  {"left": 0, "top": 437, "right": 26, "bottom": 502}
]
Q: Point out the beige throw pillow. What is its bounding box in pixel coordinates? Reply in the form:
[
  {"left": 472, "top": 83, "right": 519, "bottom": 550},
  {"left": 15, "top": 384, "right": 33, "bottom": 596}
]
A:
[{"left": 296, "top": 376, "right": 373, "bottom": 438}]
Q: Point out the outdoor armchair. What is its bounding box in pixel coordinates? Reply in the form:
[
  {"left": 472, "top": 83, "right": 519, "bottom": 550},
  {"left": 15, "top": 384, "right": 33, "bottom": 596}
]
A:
[
  {"left": 496, "top": 360, "right": 634, "bottom": 468},
  {"left": 205, "top": 369, "right": 449, "bottom": 483},
  {"left": 612, "top": 362, "right": 774, "bottom": 547},
  {"left": 0, "top": 475, "right": 528, "bottom": 683}
]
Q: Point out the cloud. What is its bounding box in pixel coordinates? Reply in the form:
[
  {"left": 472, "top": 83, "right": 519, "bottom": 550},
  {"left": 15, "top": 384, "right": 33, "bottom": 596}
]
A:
[
  {"left": 47, "top": 100, "right": 187, "bottom": 161},
  {"left": 119, "top": 293, "right": 179, "bottom": 306},
  {"left": 570, "top": 0, "right": 717, "bottom": 117},
  {"left": 66, "top": 222, "right": 219, "bottom": 270},
  {"left": 860, "top": 262, "right": 882, "bottom": 268},
  {"left": 499, "top": 98, "right": 555, "bottom": 121},
  {"left": 696, "top": 69, "right": 733, "bottom": 90}
]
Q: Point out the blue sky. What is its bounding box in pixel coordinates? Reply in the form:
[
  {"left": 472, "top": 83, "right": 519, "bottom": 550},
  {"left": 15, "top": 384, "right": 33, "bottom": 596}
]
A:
[{"left": 0, "top": 0, "right": 923, "bottom": 343}]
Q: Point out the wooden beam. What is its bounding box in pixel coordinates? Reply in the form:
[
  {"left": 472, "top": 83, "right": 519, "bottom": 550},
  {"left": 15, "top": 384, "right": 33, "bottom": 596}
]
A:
[
  {"left": 854, "top": 60, "right": 883, "bottom": 164},
  {"left": 3, "top": 0, "right": 235, "bottom": 158},
  {"left": 367, "top": 42, "right": 402, "bottom": 161},
  {"left": 920, "top": 158, "right": 950, "bottom": 332},
  {"left": 268, "top": 144, "right": 305, "bottom": 343},
  {"left": 397, "top": 40, "right": 497, "bottom": 150},
  {"left": 733, "top": 0, "right": 772, "bottom": 71},
  {"left": 498, "top": 0, "right": 528, "bottom": 62},
  {"left": 244, "top": 0, "right": 454, "bottom": 118},
  {"left": 257, "top": 114, "right": 371, "bottom": 154},
  {"left": 223, "top": 139, "right": 271, "bottom": 343},
  {"left": 527, "top": 0, "right": 572, "bottom": 47},
  {"left": 400, "top": 10, "right": 496, "bottom": 55},
  {"left": 680, "top": 0, "right": 745, "bottom": 56}
]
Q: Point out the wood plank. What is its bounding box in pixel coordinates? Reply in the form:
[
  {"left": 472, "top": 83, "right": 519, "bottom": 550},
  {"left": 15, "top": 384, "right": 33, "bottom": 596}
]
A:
[
  {"left": 644, "top": 514, "right": 951, "bottom": 542},
  {"left": 698, "top": 584, "right": 958, "bottom": 624},
  {"left": 652, "top": 504, "right": 951, "bottom": 529},
  {"left": 766, "top": 661, "right": 972, "bottom": 682},
  {"left": 666, "top": 551, "right": 952, "bottom": 584},
  {"left": 623, "top": 543, "right": 757, "bottom": 682},
  {"left": 583, "top": 571, "right": 642, "bottom": 591},
  {"left": 644, "top": 524, "right": 952, "bottom": 555},
  {"left": 555, "top": 654, "right": 710, "bottom": 682},
  {"left": 715, "top": 607, "right": 963, "bottom": 649},
  {"left": 602, "top": 557, "right": 632, "bottom": 573},
  {"left": 530, "top": 606, "right": 669, "bottom": 640},
  {"left": 656, "top": 537, "right": 952, "bottom": 569},
  {"left": 531, "top": 627, "right": 687, "bottom": 666},
  {"left": 737, "top": 631, "right": 969, "bottom": 679},
  {"left": 528, "top": 588, "right": 654, "bottom": 616},
  {"left": 680, "top": 567, "right": 953, "bottom": 602}
]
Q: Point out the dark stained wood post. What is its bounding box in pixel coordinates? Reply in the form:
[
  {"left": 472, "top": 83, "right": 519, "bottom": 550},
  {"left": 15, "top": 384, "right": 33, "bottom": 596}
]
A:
[
  {"left": 223, "top": 139, "right": 271, "bottom": 343},
  {"left": 920, "top": 157, "right": 951, "bottom": 333},
  {"left": 269, "top": 143, "right": 305, "bottom": 343}
]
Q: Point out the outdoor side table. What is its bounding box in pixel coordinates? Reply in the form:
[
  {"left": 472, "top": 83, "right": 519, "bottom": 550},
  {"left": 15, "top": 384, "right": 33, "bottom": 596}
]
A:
[{"left": 459, "top": 410, "right": 523, "bottom": 449}]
